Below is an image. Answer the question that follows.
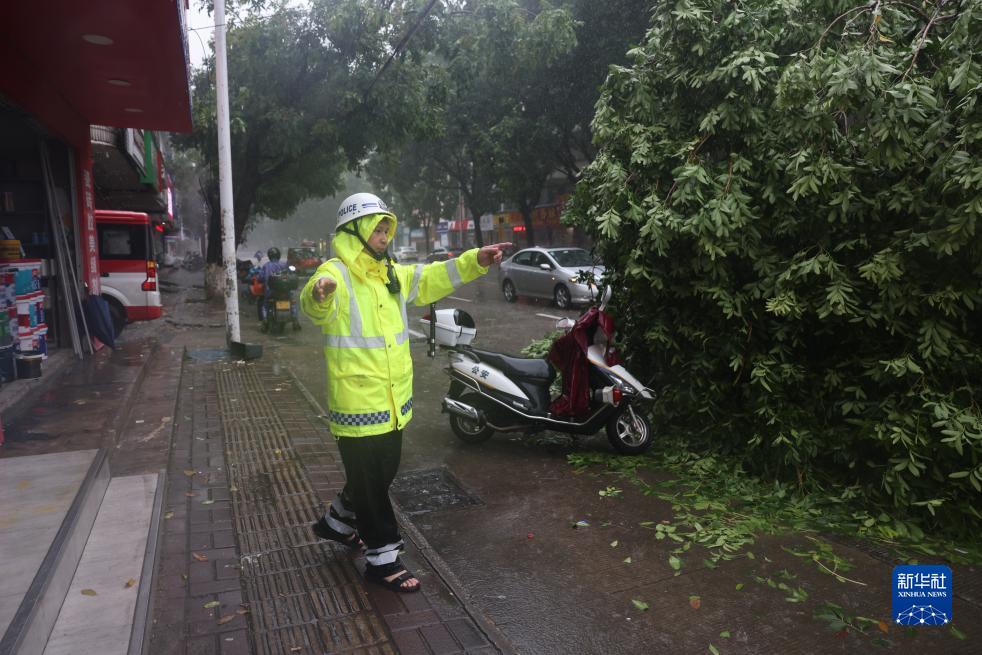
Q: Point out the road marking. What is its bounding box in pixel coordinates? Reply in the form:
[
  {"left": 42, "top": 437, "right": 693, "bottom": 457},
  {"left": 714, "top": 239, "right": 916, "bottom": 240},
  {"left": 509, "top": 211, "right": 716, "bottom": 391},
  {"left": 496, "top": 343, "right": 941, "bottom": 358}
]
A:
[
  {"left": 447, "top": 296, "right": 472, "bottom": 302},
  {"left": 408, "top": 329, "right": 427, "bottom": 339},
  {"left": 536, "top": 313, "right": 565, "bottom": 320}
]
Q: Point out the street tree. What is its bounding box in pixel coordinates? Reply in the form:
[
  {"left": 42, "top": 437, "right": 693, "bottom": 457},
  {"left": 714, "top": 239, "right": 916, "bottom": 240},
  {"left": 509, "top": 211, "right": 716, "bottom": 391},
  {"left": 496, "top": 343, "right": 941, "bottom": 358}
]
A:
[
  {"left": 566, "top": 0, "right": 982, "bottom": 534},
  {"left": 394, "top": 0, "right": 576, "bottom": 248},
  {"left": 484, "top": 2, "right": 578, "bottom": 247},
  {"left": 537, "top": 0, "right": 655, "bottom": 184},
  {"left": 366, "top": 144, "right": 458, "bottom": 253},
  {"left": 175, "top": 0, "right": 440, "bottom": 263}
]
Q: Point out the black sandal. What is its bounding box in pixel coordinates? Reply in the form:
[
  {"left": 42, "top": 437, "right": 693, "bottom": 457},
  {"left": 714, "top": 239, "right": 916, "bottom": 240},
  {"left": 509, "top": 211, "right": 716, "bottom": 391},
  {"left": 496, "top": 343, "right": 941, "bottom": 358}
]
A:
[
  {"left": 312, "top": 517, "right": 363, "bottom": 550},
  {"left": 365, "top": 559, "right": 421, "bottom": 593}
]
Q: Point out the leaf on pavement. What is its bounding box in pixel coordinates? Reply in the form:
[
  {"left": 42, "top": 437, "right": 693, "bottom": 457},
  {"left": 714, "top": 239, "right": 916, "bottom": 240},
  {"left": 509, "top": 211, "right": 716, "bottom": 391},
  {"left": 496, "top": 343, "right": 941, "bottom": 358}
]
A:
[
  {"left": 192, "top": 552, "right": 208, "bottom": 562},
  {"left": 183, "top": 469, "right": 195, "bottom": 477},
  {"left": 689, "top": 595, "right": 701, "bottom": 609},
  {"left": 735, "top": 583, "right": 744, "bottom": 591},
  {"left": 631, "top": 599, "right": 649, "bottom": 611},
  {"left": 203, "top": 600, "right": 220, "bottom": 608},
  {"left": 950, "top": 626, "right": 966, "bottom": 640},
  {"left": 669, "top": 555, "right": 682, "bottom": 571},
  {"left": 623, "top": 557, "right": 632, "bottom": 564},
  {"left": 201, "top": 499, "right": 215, "bottom": 505},
  {"left": 164, "top": 511, "right": 175, "bottom": 519},
  {"left": 80, "top": 589, "right": 97, "bottom": 596},
  {"left": 877, "top": 620, "right": 889, "bottom": 634},
  {"left": 610, "top": 540, "right": 619, "bottom": 548},
  {"left": 573, "top": 520, "right": 589, "bottom": 529},
  {"left": 124, "top": 578, "right": 137, "bottom": 589},
  {"left": 719, "top": 631, "right": 731, "bottom": 638},
  {"left": 217, "top": 615, "right": 235, "bottom": 625},
  {"left": 709, "top": 645, "right": 720, "bottom": 655}
]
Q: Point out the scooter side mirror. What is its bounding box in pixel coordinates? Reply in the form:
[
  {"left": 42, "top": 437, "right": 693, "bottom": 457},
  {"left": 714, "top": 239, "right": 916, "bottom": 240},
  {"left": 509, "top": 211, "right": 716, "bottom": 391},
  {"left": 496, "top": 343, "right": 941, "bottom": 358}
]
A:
[{"left": 556, "top": 317, "right": 575, "bottom": 331}]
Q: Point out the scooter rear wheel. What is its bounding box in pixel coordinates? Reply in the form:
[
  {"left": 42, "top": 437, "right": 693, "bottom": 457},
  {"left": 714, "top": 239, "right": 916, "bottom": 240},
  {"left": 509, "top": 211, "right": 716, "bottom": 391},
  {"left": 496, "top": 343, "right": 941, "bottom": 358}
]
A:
[
  {"left": 449, "top": 413, "right": 494, "bottom": 444},
  {"left": 606, "top": 406, "right": 652, "bottom": 455}
]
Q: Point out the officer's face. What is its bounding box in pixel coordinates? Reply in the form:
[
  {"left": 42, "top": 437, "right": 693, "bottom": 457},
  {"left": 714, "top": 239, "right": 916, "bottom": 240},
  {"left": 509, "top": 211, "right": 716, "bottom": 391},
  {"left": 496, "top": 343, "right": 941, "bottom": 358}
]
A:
[{"left": 367, "top": 219, "right": 390, "bottom": 255}]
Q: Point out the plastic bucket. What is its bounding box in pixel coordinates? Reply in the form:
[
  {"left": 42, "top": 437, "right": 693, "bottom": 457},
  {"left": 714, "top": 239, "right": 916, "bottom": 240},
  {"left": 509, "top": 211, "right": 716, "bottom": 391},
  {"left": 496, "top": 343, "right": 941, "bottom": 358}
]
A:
[
  {"left": 15, "top": 352, "right": 42, "bottom": 380},
  {"left": 0, "top": 344, "right": 14, "bottom": 383}
]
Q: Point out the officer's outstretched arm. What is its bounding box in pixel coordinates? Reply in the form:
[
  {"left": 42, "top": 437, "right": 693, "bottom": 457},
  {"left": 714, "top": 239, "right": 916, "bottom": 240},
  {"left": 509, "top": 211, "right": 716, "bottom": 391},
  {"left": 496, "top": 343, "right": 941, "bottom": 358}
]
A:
[
  {"left": 404, "top": 249, "right": 488, "bottom": 306},
  {"left": 300, "top": 264, "right": 340, "bottom": 324}
]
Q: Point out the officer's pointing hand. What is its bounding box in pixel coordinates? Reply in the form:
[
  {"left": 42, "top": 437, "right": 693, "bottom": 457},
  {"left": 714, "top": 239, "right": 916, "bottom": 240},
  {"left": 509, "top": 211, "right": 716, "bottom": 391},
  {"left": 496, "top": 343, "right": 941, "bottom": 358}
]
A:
[
  {"left": 312, "top": 276, "right": 337, "bottom": 303},
  {"left": 477, "top": 243, "right": 513, "bottom": 267}
]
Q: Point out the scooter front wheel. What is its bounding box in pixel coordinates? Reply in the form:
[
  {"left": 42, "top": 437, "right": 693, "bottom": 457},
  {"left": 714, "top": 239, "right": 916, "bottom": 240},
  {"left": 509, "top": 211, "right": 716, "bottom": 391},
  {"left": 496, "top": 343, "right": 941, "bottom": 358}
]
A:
[
  {"left": 449, "top": 413, "right": 494, "bottom": 444},
  {"left": 606, "top": 405, "right": 652, "bottom": 455}
]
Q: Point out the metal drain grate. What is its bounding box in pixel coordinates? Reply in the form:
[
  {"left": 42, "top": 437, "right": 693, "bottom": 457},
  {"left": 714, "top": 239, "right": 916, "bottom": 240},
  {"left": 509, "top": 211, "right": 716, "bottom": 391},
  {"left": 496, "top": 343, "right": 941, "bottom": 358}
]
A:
[
  {"left": 216, "top": 365, "right": 395, "bottom": 654},
  {"left": 390, "top": 468, "right": 482, "bottom": 516}
]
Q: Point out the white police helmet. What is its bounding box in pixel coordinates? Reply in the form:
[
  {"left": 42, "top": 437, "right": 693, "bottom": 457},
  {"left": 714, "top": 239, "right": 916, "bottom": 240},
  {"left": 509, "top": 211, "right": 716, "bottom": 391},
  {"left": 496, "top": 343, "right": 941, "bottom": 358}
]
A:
[{"left": 336, "top": 193, "right": 394, "bottom": 230}]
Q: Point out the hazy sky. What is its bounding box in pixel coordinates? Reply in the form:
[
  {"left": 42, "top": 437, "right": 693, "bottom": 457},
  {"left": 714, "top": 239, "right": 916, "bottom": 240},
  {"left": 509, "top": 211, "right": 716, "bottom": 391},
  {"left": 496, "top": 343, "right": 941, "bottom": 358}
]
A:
[{"left": 185, "top": 2, "right": 216, "bottom": 70}]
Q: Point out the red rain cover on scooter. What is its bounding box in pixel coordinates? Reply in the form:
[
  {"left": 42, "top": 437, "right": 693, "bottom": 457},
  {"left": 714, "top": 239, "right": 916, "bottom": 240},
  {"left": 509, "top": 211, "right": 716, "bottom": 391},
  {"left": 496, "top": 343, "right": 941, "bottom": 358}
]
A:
[{"left": 547, "top": 306, "right": 620, "bottom": 417}]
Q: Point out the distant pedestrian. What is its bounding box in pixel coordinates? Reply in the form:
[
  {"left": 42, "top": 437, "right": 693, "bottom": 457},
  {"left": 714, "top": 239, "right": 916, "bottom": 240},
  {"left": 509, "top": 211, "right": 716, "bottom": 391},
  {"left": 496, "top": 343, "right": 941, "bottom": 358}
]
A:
[{"left": 301, "top": 192, "right": 510, "bottom": 593}]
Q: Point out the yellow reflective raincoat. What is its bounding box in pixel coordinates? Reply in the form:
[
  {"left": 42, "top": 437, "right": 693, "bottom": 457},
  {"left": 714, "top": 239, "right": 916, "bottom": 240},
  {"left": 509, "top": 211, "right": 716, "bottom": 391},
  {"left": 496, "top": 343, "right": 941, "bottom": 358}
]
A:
[{"left": 300, "top": 213, "right": 488, "bottom": 437}]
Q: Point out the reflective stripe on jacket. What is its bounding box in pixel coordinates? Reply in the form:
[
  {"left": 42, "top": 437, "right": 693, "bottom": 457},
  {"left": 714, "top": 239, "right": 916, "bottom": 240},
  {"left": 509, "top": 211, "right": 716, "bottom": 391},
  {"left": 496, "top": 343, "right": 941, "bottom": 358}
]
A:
[{"left": 301, "top": 215, "right": 487, "bottom": 437}]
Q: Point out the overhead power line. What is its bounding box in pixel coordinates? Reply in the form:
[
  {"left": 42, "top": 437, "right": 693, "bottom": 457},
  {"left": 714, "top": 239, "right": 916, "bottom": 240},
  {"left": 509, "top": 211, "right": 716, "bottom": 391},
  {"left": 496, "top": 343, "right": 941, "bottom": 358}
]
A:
[{"left": 365, "top": 0, "right": 441, "bottom": 97}]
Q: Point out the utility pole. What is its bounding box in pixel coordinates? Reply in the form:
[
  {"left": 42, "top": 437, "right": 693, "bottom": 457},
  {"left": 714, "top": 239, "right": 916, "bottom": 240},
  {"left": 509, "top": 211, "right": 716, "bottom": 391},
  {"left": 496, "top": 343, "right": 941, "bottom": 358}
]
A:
[{"left": 215, "top": 0, "right": 240, "bottom": 344}]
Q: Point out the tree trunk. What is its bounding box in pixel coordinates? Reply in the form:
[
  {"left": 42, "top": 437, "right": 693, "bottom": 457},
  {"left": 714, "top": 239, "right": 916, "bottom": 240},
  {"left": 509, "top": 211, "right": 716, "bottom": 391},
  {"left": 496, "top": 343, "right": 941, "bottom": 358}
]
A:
[
  {"left": 421, "top": 216, "right": 432, "bottom": 253},
  {"left": 468, "top": 207, "right": 485, "bottom": 248},
  {"left": 520, "top": 203, "right": 536, "bottom": 247},
  {"left": 206, "top": 204, "right": 223, "bottom": 265}
]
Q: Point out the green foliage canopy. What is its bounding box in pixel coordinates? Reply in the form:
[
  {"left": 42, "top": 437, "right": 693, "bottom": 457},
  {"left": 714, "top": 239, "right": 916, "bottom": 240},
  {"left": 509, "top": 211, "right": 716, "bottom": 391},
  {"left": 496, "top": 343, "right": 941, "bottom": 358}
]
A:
[
  {"left": 566, "top": 0, "right": 982, "bottom": 534},
  {"left": 176, "top": 0, "right": 439, "bottom": 251}
]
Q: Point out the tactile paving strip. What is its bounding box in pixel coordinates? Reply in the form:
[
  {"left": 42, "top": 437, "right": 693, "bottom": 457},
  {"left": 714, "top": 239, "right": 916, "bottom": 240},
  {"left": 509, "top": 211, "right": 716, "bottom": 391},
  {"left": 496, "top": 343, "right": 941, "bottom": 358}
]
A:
[{"left": 217, "top": 365, "right": 395, "bottom": 654}]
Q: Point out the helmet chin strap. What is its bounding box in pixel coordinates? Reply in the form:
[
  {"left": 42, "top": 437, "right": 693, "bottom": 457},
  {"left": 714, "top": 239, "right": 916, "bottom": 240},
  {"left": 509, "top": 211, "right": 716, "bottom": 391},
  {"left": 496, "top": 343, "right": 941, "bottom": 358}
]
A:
[{"left": 339, "top": 222, "right": 401, "bottom": 294}]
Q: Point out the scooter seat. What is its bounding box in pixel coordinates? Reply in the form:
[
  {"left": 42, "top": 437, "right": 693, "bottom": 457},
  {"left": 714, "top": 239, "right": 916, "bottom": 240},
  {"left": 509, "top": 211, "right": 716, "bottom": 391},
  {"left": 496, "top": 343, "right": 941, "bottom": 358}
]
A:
[{"left": 468, "top": 348, "right": 554, "bottom": 382}]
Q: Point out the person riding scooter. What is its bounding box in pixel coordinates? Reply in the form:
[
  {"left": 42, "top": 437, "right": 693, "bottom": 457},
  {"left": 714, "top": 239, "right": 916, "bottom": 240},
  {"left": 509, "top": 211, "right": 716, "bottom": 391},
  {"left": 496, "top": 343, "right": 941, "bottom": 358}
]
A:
[{"left": 258, "top": 247, "right": 299, "bottom": 328}]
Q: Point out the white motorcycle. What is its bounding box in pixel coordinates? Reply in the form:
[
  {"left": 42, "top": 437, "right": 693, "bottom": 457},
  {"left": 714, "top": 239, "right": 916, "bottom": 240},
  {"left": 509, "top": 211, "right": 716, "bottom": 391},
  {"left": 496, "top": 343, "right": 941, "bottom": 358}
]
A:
[{"left": 424, "top": 288, "right": 654, "bottom": 454}]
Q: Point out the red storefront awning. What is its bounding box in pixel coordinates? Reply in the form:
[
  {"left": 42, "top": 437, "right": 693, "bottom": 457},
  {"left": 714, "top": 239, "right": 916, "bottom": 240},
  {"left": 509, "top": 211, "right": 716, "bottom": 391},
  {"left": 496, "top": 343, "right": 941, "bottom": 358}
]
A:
[{"left": 1, "top": 1, "right": 193, "bottom": 139}]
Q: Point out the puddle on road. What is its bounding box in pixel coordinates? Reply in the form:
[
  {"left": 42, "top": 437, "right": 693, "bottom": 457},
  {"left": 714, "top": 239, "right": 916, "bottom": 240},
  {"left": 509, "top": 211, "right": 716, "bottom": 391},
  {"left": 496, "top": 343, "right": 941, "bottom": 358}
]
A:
[{"left": 185, "top": 348, "right": 229, "bottom": 362}]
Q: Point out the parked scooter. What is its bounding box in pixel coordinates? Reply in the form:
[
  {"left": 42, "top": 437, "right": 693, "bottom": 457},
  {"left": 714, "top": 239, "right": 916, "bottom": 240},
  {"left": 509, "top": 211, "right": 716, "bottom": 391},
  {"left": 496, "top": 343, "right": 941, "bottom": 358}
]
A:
[
  {"left": 428, "top": 287, "right": 655, "bottom": 454},
  {"left": 260, "top": 265, "right": 301, "bottom": 334}
]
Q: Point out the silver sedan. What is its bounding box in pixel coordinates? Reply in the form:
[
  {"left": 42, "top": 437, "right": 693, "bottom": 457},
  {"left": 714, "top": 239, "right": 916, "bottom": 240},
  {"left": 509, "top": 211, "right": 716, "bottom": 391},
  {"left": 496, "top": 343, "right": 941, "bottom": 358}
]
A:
[{"left": 497, "top": 247, "right": 604, "bottom": 309}]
